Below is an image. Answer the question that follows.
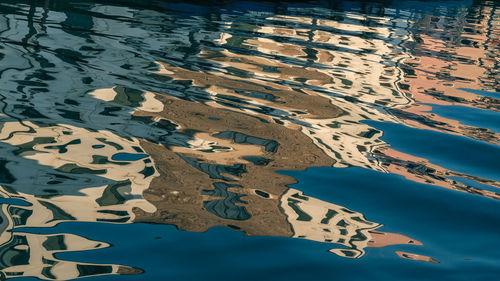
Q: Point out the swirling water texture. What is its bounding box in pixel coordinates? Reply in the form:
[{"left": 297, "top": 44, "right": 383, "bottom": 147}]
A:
[{"left": 0, "top": 0, "right": 498, "bottom": 280}]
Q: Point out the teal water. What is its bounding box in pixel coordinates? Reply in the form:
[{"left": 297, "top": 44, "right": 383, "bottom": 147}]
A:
[{"left": 0, "top": 0, "right": 499, "bottom": 280}]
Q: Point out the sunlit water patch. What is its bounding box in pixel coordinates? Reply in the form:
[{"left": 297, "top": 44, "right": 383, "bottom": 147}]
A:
[{"left": 0, "top": 0, "right": 498, "bottom": 280}]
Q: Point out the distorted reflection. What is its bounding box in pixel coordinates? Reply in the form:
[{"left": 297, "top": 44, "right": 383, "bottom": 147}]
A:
[{"left": 0, "top": 0, "right": 498, "bottom": 279}]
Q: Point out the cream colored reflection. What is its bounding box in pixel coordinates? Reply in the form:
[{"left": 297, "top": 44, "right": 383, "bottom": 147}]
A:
[
  {"left": 0, "top": 121, "right": 157, "bottom": 223},
  {"left": 162, "top": 11, "right": 413, "bottom": 171},
  {"left": 157, "top": 8, "right": 500, "bottom": 194},
  {"left": 281, "top": 189, "right": 419, "bottom": 258},
  {"left": 257, "top": 13, "right": 412, "bottom": 104},
  {"left": 0, "top": 5, "right": 495, "bottom": 275},
  {"left": 0, "top": 232, "right": 134, "bottom": 280},
  {"left": 0, "top": 192, "right": 136, "bottom": 280},
  {"left": 0, "top": 96, "right": 161, "bottom": 278},
  {"left": 0, "top": 83, "right": 173, "bottom": 279},
  {"left": 90, "top": 88, "right": 164, "bottom": 113}
]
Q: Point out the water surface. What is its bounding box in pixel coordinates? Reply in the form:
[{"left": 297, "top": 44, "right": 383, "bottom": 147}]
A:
[{"left": 0, "top": 0, "right": 499, "bottom": 280}]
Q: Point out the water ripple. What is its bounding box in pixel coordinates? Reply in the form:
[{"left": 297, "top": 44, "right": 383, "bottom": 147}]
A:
[{"left": 0, "top": 0, "right": 498, "bottom": 280}]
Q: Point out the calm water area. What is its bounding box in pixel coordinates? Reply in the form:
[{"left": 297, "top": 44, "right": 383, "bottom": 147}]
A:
[{"left": 0, "top": 0, "right": 499, "bottom": 280}]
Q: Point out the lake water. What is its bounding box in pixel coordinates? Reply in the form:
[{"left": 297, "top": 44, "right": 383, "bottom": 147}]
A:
[{"left": 0, "top": 0, "right": 498, "bottom": 280}]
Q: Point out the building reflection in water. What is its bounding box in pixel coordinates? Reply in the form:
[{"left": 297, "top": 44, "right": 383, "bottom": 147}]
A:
[{"left": 0, "top": 0, "right": 497, "bottom": 279}]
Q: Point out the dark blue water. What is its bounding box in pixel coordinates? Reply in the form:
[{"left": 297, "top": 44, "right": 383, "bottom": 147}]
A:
[
  {"left": 0, "top": 0, "right": 498, "bottom": 280},
  {"left": 426, "top": 103, "right": 500, "bottom": 133},
  {"left": 111, "top": 153, "right": 149, "bottom": 161}
]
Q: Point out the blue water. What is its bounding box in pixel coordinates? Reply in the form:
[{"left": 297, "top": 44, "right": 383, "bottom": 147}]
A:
[
  {"left": 426, "top": 104, "right": 500, "bottom": 133},
  {"left": 14, "top": 165, "right": 500, "bottom": 280},
  {"left": 368, "top": 121, "right": 500, "bottom": 182},
  {"left": 0, "top": 198, "right": 31, "bottom": 206},
  {"left": 111, "top": 153, "right": 149, "bottom": 161},
  {"left": 0, "top": 0, "right": 498, "bottom": 280}
]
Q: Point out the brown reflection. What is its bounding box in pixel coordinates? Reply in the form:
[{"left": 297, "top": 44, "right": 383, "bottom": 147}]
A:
[
  {"left": 0, "top": 1, "right": 498, "bottom": 278},
  {"left": 127, "top": 3, "right": 500, "bottom": 261},
  {"left": 396, "top": 251, "right": 440, "bottom": 264},
  {"left": 156, "top": 58, "right": 343, "bottom": 120},
  {"left": 129, "top": 91, "right": 419, "bottom": 258},
  {"left": 148, "top": 5, "right": 500, "bottom": 201}
]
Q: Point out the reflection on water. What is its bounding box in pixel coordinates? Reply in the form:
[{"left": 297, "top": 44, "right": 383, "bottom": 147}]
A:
[{"left": 0, "top": 0, "right": 498, "bottom": 279}]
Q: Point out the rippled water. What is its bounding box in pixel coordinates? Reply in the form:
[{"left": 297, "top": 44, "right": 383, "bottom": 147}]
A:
[{"left": 0, "top": 0, "right": 499, "bottom": 280}]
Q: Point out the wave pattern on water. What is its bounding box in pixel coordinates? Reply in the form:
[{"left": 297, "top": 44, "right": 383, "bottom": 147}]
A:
[{"left": 0, "top": 0, "right": 498, "bottom": 280}]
